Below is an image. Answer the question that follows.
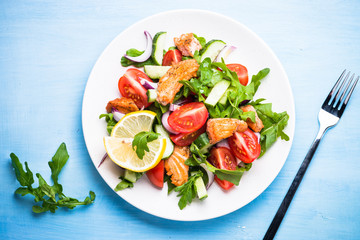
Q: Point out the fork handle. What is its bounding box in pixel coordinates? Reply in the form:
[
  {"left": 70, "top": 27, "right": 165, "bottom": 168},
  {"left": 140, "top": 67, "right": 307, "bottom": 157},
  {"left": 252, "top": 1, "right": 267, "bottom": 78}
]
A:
[{"left": 263, "top": 131, "right": 325, "bottom": 240}]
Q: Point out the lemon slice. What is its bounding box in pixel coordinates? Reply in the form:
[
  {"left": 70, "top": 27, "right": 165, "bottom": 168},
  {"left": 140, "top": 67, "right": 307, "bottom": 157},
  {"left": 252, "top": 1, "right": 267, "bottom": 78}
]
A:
[
  {"left": 111, "top": 110, "right": 157, "bottom": 138},
  {"left": 104, "top": 136, "right": 166, "bottom": 172}
]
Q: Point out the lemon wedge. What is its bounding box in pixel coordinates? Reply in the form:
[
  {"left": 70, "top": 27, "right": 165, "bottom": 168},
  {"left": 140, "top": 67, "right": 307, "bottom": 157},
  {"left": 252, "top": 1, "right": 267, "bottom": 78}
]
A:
[
  {"left": 103, "top": 110, "right": 165, "bottom": 172},
  {"left": 104, "top": 136, "right": 166, "bottom": 172}
]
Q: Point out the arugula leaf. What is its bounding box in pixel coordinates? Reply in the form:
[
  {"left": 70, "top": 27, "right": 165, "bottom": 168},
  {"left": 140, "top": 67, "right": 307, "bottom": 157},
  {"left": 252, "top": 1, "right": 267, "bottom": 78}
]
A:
[
  {"left": 11, "top": 153, "right": 34, "bottom": 188},
  {"left": 204, "top": 162, "right": 251, "bottom": 185},
  {"left": 193, "top": 33, "right": 206, "bottom": 48},
  {"left": 132, "top": 131, "right": 160, "bottom": 159},
  {"left": 251, "top": 68, "right": 270, "bottom": 94},
  {"left": 114, "top": 172, "right": 144, "bottom": 191},
  {"left": 164, "top": 174, "right": 177, "bottom": 194},
  {"left": 120, "top": 48, "right": 155, "bottom": 67},
  {"left": 48, "top": 142, "right": 69, "bottom": 193},
  {"left": 186, "top": 142, "right": 251, "bottom": 185},
  {"left": 174, "top": 170, "right": 203, "bottom": 210},
  {"left": 253, "top": 102, "right": 290, "bottom": 157},
  {"left": 99, "top": 113, "right": 117, "bottom": 135},
  {"left": 182, "top": 50, "right": 201, "bottom": 63},
  {"left": 10, "top": 143, "right": 96, "bottom": 213}
]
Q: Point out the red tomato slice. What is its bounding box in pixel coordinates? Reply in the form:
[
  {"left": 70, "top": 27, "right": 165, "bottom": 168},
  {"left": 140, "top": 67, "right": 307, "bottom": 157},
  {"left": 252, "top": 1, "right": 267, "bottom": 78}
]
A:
[
  {"left": 228, "top": 128, "right": 261, "bottom": 163},
  {"left": 162, "top": 49, "right": 182, "bottom": 66},
  {"left": 208, "top": 147, "right": 237, "bottom": 190},
  {"left": 227, "top": 64, "right": 248, "bottom": 86},
  {"left": 118, "top": 68, "right": 152, "bottom": 109},
  {"left": 168, "top": 102, "right": 208, "bottom": 133},
  {"left": 146, "top": 160, "right": 164, "bottom": 188},
  {"left": 170, "top": 124, "right": 206, "bottom": 146}
]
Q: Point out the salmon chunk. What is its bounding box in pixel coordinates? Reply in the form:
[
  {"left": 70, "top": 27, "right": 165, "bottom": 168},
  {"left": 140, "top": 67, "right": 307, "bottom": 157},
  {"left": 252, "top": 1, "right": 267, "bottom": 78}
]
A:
[
  {"left": 164, "top": 145, "right": 190, "bottom": 186},
  {"left": 156, "top": 59, "right": 199, "bottom": 106},
  {"left": 240, "top": 105, "right": 264, "bottom": 132},
  {"left": 206, "top": 118, "right": 248, "bottom": 144},
  {"left": 174, "top": 33, "right": 202, "bottom": 57},
  {"left": 106, "top": 97, "right": 139, "bottom": 113}
]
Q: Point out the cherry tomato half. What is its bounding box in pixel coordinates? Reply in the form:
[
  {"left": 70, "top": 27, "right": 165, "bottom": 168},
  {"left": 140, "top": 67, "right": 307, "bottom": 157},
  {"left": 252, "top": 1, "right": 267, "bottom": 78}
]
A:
[
  {"left": 228, "top": 128, "right": 261, "bottom": 163},
  {"left": 170, "top": 124, "right": 206, "bottom": 146},
  {"left": 227, "top": 64, "right": 248, "bottom": 86},
  {"left": 118, "top": 68, "right": 152, "bottom": 109},
  {"left": 146, "top": 160, "right": 164, "bottom": 188},
  {"left": 162, "top": 49, "right": 182, "bottom": 66},
  {"left": 208, "top": 147, "right": 237, "bottom": 190},
  {"left": 168, "top": 102, "right": 208, "bottom": 133}
]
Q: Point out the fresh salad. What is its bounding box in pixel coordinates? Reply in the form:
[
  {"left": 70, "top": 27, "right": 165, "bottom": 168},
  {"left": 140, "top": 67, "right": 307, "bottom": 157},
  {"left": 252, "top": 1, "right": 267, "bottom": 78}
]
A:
[{"left": 99, "top": 31, "right": 289, "bottom": 209}]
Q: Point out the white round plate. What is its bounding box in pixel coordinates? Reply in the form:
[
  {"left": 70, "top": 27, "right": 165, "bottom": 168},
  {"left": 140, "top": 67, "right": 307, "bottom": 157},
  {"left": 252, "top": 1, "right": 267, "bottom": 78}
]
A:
[{"left": 82, "top": 9, "right": 295, "bottom": 221}]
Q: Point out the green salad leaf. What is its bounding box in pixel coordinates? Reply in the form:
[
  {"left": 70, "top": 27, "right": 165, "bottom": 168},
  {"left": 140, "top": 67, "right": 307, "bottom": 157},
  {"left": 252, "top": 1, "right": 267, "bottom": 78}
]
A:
[
  {"left": 10, "top": 143, "right": 95, "bottom": 213},
  {"left": 132, "top": 131, "right": 160, "bottom": 159},
  {"left": 99, "top": 113, "right": 117, "bottom": 135},
  {"left": 121, "top": 48, "right": 155, "bottom": 67},
  {"left": 252, "top": 101, "right": 290, "bottom": 157},
  {"left": 174, "top": 170, "right": 203, "bottom": 210},
  {"left": 114, "top": 172, "right": 144, "bottom": 191}
]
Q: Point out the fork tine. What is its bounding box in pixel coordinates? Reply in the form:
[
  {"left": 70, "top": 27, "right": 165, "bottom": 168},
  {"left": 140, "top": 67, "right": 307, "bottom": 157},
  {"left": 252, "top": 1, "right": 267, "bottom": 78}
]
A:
[
  {"left": 332, "top": 71, "right": 351, "bottom": 106},
  {"left": 322, "top": 69, "right": 346, "bottom": 109},
  {"left": 338, "top": 75, "right": 359, "bottom": 117},
  {"left": 335, "top": 73, "right": 354, "bottom": 109}
]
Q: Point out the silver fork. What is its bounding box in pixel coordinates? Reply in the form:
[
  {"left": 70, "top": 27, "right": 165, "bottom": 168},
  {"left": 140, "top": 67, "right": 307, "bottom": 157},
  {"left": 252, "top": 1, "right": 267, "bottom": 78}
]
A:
[{"left": 264, "top": 70, "right": 359, "bottom": 240}]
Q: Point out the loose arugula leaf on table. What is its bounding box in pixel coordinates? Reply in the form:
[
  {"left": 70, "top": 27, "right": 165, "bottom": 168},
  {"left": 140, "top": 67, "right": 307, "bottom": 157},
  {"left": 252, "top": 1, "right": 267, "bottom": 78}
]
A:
[
  {"left": 99, "top": 113, "right": 117, "bottom": 135},
  {"left": 120, "top": 48, "right": 155, "bottom": 67},
  {"left": 252, "top": 102, "right": 290, "bottom": 157},
  {"left": 10, "top": 143, "right": 95, "bottom": 213},
  {"left": 174, "top": 170, "right": 203, "bottom": 210},
  {"left": 132, "top": 131, "right": 160, "bottom": 159}
]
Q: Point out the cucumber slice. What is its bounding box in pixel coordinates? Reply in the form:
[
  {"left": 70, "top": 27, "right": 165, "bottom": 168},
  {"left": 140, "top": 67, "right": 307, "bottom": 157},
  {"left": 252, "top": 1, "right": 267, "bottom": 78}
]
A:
[
  {"left": 218, "top": 86, "right": 235, "bottom": 105},
  {"left": 155, "top": 124, "right": 174, "bottom": 159},
  {"left": 152, "top": 32, "right": 167, "bottom": 65},
  {"left": 200, "top": 40, "right": 226, "bottom": 62},
  {"left": 146, "top": 89, "right": 157, "bottom": 102},
  {"left": 218, "top": 92, "right": 228, "bottom": 105},
  {"left": 191, "top": 172, "right": 208, "bottom": 200},
  {"left": 194, "top": 133, "right": 213, "bottom": 154},
  {"left": 144, "top": 65, "right": 171, "bottom": 79},
  {"left": 195, "top": 177, "right": 208, "bottom": 200},
  {"left": 124, "top": 169, "right": 137, "bottom": 183},
  {"left": 205, "top": 80, "right": 230, "bottom": 106}
]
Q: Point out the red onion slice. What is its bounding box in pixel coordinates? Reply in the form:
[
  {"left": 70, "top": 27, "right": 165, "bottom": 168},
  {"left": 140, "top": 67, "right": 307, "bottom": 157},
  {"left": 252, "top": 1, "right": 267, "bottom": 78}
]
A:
[
  {"left": 169, "top": 103, "right": 180, "bottom": 111},
  {"left": 124, "top": 31, "right": 153, "bottom": 62},
  {"left": 254, "top": 132, "right": 261, "bottom": 143},
  {"left": 161, "top": 111, "right": 179, "bottom": 134},
  {"left": 98, "top": 153, "right": 108, "bottom": 168},
  {"left": 112, "top": 108, "right": 125, "bottom": 122},
  {"left": 140, "top": 78, "right": 158, "bottom": 89},
  {"left": 214, "top": 45, "right": 237, "bottom": 62},
  {"left": 201, "top": 163, "right": 215, "bottom": 190},
  {"left": 216, "top": 139, "right": 230, "bottom": 149}
]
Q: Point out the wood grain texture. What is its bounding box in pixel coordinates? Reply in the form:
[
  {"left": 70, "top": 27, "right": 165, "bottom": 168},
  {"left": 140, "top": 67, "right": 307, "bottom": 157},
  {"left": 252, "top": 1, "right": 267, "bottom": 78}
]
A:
[{"left": 1, "top": 0, "right": 360, "bottom": 239}]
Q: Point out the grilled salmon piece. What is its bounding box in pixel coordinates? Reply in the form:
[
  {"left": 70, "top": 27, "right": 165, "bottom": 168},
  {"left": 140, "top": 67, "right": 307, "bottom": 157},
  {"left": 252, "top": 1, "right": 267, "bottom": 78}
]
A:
[
  {"left": 106, "top": 97, "right": 139, "bottom": 113},
  {"left": 206, "top": 118, "right": 248, "bottom": 144},
  {"left": 164, "top": 145, "right": 190, "bottom": 186},
  {"left": 174, "top": 33, "right": 202, "bottom": 57},
  {"left": 240, "top": 105, "right": 264, "bottom": 132},
  {"left": 156, "top": 59, "right": 199, "bottom": 106}
]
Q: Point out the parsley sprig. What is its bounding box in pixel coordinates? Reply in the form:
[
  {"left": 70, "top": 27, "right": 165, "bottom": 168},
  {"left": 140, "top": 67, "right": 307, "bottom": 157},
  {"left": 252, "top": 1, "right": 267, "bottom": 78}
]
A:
[{"left": 10, "top": 143, "right": 95, "bottom": 213}]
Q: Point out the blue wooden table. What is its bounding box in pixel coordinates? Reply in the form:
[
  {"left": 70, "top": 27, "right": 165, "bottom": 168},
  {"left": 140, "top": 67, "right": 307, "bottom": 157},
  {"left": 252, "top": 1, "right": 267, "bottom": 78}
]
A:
[{"left": 1, "top": 1, "right": 360, "bottom": 239}]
